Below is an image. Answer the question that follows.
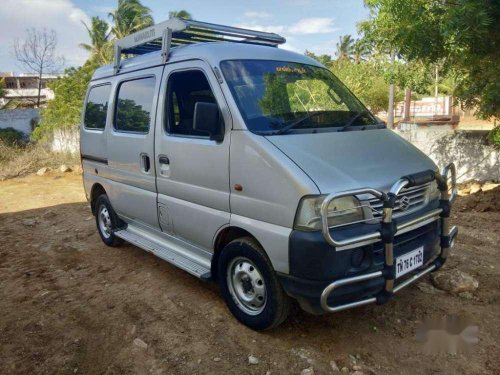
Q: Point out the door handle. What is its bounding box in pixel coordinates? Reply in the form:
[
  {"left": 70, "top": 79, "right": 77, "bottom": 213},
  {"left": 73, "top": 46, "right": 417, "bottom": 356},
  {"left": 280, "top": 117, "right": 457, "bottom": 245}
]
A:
[
  {"left": 159, "top": 155, "right": 170, "bottom": 165},
  {"left": 141, "top": 153, "right": 150, "bottom": 172}
]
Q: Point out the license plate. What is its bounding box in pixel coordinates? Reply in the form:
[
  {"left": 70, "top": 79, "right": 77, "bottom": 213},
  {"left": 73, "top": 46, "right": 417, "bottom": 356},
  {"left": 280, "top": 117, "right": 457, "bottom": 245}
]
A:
[{"left": 396, "top": 247, "right": 424, "bottom": 278}]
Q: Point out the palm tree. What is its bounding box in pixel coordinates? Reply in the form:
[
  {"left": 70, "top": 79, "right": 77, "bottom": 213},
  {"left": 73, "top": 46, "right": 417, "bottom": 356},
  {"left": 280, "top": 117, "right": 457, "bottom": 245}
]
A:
[
  {"left": 335, "top": 35, "right": 355, "bottom": 61},
  {"left": 168, "top": 10, "right": 192, "bottom": 20},
  {"left": 352, "top": 39, "right": 370, "bottom": 64},
  {"left": 108, "top": 0, "right": 154, "bottom": 40},
  {"left": 80, "top": 17, "right": 112, "bottom": 65}
]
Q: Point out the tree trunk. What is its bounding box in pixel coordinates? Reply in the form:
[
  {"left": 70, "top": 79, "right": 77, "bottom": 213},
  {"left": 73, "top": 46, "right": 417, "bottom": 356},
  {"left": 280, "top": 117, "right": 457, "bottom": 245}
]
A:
[
  {"left": 434, "top": 65, "right": 439, "bottom": 117},
  {"left": 387, "top": 51, "right": 396, "bottom": 128},
  {"left": 403, "top": 88, "right": 411, "bottom": 122},
  {"left": 37, "top": 71, "right": 43, "bottom": 108}
]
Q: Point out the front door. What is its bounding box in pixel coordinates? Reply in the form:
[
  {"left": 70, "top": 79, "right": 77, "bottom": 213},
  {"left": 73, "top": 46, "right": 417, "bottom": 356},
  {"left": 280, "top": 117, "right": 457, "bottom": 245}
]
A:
[{"left": 155, "top": 61, "right": 231, "bottom": 250}]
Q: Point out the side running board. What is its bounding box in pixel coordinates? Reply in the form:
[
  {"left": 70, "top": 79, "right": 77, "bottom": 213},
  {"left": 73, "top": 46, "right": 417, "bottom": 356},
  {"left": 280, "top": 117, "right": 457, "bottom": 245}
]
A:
[{"left": 114, "top": 228, "right": 212, "bottom": 281}]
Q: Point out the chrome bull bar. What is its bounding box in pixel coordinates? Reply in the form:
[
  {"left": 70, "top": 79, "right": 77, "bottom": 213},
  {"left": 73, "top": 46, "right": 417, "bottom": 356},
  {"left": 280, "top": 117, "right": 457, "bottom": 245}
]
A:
[{"left": 320, "top": 163, "right": 458, "bottom": 313}]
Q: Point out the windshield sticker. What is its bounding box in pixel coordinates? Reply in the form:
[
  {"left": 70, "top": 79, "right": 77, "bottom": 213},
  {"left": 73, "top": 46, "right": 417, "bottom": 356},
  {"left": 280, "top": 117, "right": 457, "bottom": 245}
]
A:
[{"left": 276, "top": 66, "right": 306, "bottom": 74}]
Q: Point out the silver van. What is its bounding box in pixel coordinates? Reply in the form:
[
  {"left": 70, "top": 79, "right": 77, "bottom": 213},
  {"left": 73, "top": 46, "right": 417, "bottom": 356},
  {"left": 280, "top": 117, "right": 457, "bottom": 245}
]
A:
[{"left": 81, "top": 19, "right": 458, "bottom": 330}]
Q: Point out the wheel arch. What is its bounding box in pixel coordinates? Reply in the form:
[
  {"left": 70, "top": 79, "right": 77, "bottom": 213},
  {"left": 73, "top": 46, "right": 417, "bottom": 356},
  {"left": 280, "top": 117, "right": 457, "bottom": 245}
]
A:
[
  {"left": 90, "top": 183, "right": 107, "bottom": 215},
  {"left": 211, "top": 226, "right": 264, "bottom": 281}
]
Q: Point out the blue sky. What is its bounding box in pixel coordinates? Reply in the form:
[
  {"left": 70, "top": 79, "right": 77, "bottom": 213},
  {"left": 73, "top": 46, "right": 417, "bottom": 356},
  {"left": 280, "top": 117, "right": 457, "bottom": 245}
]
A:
[{"left": 0, "top": 0, "right": 369, "bottom": 73}]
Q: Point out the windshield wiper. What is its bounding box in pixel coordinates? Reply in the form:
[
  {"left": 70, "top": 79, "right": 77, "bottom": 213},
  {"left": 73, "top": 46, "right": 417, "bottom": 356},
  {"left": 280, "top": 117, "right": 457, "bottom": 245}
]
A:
[
  {"left": 273, "top": 111, "right": 322, "bottom": 135},
  {"left": 339, "top": 110, "right": 370, "bottom": 132}
]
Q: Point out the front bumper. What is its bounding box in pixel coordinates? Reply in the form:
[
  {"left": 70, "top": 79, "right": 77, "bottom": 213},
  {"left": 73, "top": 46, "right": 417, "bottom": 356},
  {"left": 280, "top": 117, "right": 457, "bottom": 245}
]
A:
[{"left": 280, "top": 164, "right": 458, "bottom": 314}]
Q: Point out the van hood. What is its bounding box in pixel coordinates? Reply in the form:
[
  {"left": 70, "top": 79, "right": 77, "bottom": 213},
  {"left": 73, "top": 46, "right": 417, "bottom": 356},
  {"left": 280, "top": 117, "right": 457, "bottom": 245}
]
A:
[{"left": 265, "top": 129, "right": 437, "bottom": 194}]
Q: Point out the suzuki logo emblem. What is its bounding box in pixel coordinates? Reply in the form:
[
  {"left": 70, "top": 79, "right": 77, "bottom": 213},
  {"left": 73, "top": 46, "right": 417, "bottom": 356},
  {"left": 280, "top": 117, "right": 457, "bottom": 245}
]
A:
[{"left": 399, "top": 196, "right": 411, "bottom": 211}]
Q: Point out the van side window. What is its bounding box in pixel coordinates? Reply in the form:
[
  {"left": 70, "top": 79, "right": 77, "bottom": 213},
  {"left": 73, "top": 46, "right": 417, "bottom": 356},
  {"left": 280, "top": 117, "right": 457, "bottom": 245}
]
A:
[
  {"left": 166, "top": 70, "right": 219, "bottom": 137},
  {"left": 84, "top": 84, "right": 111, "bottom": 130},
  {"left": 115, "top": 77, "right": 156, "bottom": 133}
]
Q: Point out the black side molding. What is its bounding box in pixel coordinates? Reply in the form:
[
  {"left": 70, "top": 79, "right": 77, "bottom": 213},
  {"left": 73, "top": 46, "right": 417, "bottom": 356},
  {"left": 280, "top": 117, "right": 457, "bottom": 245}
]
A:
[
  {"left": 401, "top": 169, "right": 435, "bottom": 187},
  {"left": 81, "top": 154, "right": 108, "bottom": 165}
]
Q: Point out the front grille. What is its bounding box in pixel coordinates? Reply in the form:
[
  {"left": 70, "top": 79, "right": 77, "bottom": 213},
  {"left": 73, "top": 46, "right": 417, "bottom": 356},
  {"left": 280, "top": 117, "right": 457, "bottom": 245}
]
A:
[{"left": 368, "top": 183, "right": 429, "bottom": 219}]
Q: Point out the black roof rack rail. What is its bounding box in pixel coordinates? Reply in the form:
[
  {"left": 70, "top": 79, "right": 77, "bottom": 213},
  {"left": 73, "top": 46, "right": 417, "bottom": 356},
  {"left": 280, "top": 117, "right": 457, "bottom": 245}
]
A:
[{"left": 113, "top": 18, "right": 286, "bottom": 73}]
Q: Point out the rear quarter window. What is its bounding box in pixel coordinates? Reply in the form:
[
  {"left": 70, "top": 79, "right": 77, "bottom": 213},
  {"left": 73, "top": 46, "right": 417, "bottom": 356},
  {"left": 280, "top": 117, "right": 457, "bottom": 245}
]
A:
[
  {"left": 115, "top": 77, "right": 156, "bottom": 133},
  {"left": 84, "top": 84, "right": 111, "bottom": 130}
]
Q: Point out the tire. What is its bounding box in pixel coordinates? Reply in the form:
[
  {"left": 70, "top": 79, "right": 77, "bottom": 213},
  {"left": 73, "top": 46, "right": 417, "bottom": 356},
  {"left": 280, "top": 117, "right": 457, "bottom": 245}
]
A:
[
  {"left": 218, "top": 237, "right": 291, "bottom": 330},
  {"left": 95, "top": 194, "right": 124, "bottom": 247}
]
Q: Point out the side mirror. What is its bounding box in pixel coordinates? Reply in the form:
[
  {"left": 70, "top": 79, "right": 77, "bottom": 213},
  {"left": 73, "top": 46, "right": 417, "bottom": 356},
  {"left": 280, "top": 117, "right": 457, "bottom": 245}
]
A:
[{"left": 193, "top": 102, "right": 224, "bottom": 142}]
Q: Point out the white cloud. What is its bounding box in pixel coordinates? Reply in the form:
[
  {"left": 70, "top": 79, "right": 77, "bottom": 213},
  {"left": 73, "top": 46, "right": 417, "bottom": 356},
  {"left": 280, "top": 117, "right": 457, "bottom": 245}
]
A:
[
  {"left": 235, "top": 23, "right": 286, "bottom": 34},
  {"left": 288, "top": 18, "right": 338, "bottom": 34},
  {"left": 243, "top": 11, "right": 271, "bottom": 19},
  {"left": 0, "top": 0, "right": 91, "bottom": 72},
  {"left": 236, "top": 17, "right": 337, "bottom": 36},
  {"left": 235, "top": 17, "right": 338, "bottom": 52}
]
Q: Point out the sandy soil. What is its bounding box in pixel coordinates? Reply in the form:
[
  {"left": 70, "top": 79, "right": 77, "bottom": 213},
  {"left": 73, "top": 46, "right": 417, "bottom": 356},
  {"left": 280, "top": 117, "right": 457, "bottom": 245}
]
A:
[{"left": 0, "top": 173, "right": 499, "bottom": 374}]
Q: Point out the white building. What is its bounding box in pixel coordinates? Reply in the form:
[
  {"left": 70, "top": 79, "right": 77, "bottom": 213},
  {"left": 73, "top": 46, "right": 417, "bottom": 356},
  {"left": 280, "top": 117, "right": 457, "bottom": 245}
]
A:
[{"left": 0, "top": 72, "right": 61, "bottom": 107}]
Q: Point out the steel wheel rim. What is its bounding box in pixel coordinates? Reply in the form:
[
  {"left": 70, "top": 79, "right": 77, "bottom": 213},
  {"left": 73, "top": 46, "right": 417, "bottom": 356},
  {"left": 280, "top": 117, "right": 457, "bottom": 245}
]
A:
[
  {"left": 226, "top": 256, "right": 267, "bottom": 316},
  {"left": 98, "top": 205, "right": 112, "bottom": 239}
]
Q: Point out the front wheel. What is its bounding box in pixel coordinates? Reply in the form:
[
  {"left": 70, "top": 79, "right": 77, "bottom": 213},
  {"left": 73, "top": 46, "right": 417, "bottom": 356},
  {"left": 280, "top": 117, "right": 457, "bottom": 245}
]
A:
[{"left": 218, "top": 237, "right": 290, "bottom": 330}]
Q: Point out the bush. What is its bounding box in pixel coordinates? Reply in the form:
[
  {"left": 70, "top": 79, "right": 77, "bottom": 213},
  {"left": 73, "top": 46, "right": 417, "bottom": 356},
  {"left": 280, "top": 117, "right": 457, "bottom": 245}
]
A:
[
  {"left": 491, "top": 125, "right": 500, "bottom": 147},
  {"left": 0, "top": 127, "right": 25, "bottom": 146},
  {"left": 0, "top": 139, "right": 79, "bottom": 179},
  {"left": 34, "top": 61, "right": 98, "bottom": 140}
]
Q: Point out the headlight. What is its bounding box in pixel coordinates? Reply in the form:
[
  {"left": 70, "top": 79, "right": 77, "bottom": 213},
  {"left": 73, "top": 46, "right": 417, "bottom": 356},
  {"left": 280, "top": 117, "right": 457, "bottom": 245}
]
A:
[{"left": 294, "top": 195, "right": 364, "bottom": 231}]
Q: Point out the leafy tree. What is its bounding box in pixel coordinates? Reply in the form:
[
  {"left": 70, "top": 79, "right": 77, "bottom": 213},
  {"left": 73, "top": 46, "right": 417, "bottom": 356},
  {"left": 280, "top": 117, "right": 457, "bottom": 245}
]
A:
[
  {"left": 169, "top": 10, "right": 193, "bottom": 19},
  {"left": 387, "top": 60, "right": 431, "bottom": 96},
  {"left": 306, "top": 51, "right": 395, "bottom": 113},
  {"left": 37, "top": 0, "right": 159, "bottom": 139},
  {"left": 491, "top": 126, "right": 500, "bottom": 146},
  {"left": 332, "top": 59, "right": 396, "bottom": 113},
  {"left": 305, "top": 50, "right": 333, "bottom": 67},
  {"left": 436, "top": 73, "right": 459, "bottom": 98},
  {"left": 80, "top": 17, "right": 112, "bottom": 65},
  {"left": 352, "top": 39, "right": 370, "bottom": 64},
  {"left": 33, "top": 61, "right": 99, "bottom": 140},
  {"left": 335, "top": 35, "right": 355, "bottom": 61},
  {"left": 361, "top": 0, "right": 499, "bottom": 121},
  {"left": 109, "top": 0, "right": 154, "bottom": 39}
]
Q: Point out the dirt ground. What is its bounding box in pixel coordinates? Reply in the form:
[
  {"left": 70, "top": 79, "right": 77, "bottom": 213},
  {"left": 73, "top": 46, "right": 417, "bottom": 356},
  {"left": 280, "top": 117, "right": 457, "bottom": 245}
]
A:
[{"left": 0, "top": 173, "right": 499, "bottom": 375}]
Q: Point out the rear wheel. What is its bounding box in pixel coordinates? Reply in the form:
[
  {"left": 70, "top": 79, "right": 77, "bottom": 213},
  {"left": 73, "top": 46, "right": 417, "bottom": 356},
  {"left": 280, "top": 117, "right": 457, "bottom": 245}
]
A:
[
  {"left": 95, "top": 194, "right": 124, "bottom": 247},
  {"left": 218, "top": 237, "right": 290, "bottom": 330}
]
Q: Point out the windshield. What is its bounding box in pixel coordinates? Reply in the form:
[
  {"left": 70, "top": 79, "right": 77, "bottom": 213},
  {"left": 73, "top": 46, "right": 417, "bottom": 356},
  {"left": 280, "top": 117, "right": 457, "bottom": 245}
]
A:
[{"left": 220, "top": 60, "right": 380, "bottom": 135}]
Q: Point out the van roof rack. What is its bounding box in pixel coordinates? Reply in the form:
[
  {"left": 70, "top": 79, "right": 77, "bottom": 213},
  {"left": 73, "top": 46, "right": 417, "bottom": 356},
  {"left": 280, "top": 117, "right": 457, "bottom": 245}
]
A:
[{"left": 113, "top": 18, "right": 286, "bottom": 73}]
